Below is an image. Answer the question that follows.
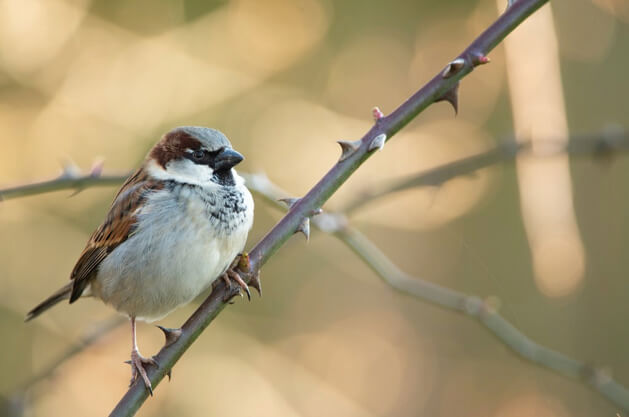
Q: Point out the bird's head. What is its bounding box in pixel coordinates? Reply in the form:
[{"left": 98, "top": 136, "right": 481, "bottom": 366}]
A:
[{"left": 147, "top": 126, "right": 244, "bottom": 186}]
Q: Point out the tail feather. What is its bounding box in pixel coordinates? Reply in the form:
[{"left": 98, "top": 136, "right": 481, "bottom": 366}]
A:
[{"left": 25, "top": 282, "right": 72, "bottom": 322}]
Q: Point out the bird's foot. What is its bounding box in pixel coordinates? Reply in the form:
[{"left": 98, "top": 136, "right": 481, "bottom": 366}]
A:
[
  {"left": 219, "top": 252, "right": 261, "bottom": 302},
  {"left": 128, "top": 349, "right": 157, "bottom": 395},
  {"left": 221, "top": 268, "right": 249, "bottom": 301}
]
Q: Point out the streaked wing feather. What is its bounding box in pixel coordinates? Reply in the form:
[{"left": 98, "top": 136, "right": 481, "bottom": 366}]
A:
[{"left": 69, "top": 168, "right": 162, "bottom": 302}]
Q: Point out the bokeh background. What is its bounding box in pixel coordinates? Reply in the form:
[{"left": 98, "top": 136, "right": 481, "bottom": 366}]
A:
[{"left": 1, "top": 0, "right": 628, "bottom": 416}]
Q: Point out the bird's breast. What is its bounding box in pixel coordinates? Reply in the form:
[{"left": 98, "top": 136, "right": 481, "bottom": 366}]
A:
[{"left": 93, "top": 182, "right": 253, "bottom": 321}]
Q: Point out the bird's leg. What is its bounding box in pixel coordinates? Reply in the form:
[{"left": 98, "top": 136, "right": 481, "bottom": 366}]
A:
[{"left": 128, "top": 316, "right": 157, "bottom": 395}]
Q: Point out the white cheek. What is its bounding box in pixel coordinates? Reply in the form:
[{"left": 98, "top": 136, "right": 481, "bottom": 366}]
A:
[{"left": 147, "top": 159, "right": 214, "bottom": 186}]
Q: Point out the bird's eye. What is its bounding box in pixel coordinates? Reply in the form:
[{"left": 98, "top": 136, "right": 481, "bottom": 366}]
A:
[{"left": 192, "top": 150, "right": 205, "bottom": 160}]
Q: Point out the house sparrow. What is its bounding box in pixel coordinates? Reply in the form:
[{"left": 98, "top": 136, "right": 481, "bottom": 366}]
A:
[{"left": 25, "top": 126, "right": 255, "bottom": 394}]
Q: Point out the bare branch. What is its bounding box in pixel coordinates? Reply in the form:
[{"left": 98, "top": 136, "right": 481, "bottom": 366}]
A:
[
  {"left": 341, "top": 129, "right": 629, "bottom": 214},
  {"left": 20, "top": 317, "right": 125, "bottom": 391},
  {"left": 335, "top": 226, "right": 629, "bottom": 411},
  {"left": 3, "top": 130, "right": 625, "bottom": 210},
  {"left": 109, "top": 1, "right": 551, "bottom": 414},
  {"left": 0, "top": 174, "right": 127, "bottom": 202},
  {"left": 7, "top": 133, "right": 628, "bottom": 411}
]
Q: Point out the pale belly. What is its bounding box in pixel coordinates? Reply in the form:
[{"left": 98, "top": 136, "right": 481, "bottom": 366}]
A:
[{"left": 90, "top": 184, "right": 253, "bottom": 321}]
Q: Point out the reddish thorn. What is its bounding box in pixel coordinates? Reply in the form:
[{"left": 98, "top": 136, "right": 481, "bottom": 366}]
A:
[
  {"left": 472, "top": 53, "right": 491, "bottom": 66},
  {"left": 90, "top": 159, "right": 105, "bottom": 177},
  {"left": 372, "top": 106, "right": 384, "bottom": 121}
]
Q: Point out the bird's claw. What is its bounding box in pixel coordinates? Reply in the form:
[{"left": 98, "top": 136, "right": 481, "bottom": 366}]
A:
[
  {"left": 220, "top": 252, "right": 260, "bottom": 301},
  {"left": 128, "top": 349, "right": 157, "bottom": 395},
  {"left": 221, "top": 269, "right": 248, "bottom": 301}
]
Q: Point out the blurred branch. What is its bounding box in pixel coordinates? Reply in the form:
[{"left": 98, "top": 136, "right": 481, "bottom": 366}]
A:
[
  {"left": 341, "top": 129, "right": 629, "bottom": 214},
  {"left": 110, "top": 1, "right": 550, "bottom": 415},
  {"left": 0, "top": 167, "right": 127, "bottom": 202},
  {"left": 239, "top": 172, "right": 629, "bottom": 411},
  {"left": 0, "top": 1, "right": 567, "bottom": 414},
  {"left": 335, "top": 226, "right": 629, "bottom": 411},
  {"left": 19, "top": 317, "right": 126, "bottom": 392},
  {"left": 3, "top": 129, "right": 626, "bottom": 208},
  {"left": 4, "top": 317, "right": 126, "bottom": 417},
  {"left": 3, "top": 141, "right": 627, "bottom": 410}
]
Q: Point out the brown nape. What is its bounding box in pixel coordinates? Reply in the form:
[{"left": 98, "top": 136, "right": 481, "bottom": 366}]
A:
[{"left": 149, "top": 129, "right": 203, "bottom": 169}]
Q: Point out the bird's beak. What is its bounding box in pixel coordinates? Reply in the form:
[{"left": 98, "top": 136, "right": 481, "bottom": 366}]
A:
[{"left": 214, "top": 148, "right": 244, "bottom": 171}]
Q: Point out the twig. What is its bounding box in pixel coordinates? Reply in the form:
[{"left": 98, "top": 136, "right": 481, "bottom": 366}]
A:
[
  {"left": 21, "top": 317, "right": 126, "bottom": 392},
  {"left": 335, "top": 226, "right": 629, "bottom": 411},
  {"left": 3, "top": 130, "right": 626, "bottom": 210},
  {"left": 341, "top": 130, "right": 629, "bottom": 213},
  {"left": 0, "top": 174, "right": 127, "bottom": 202},
  {"left": 239, "top": 173, "right": 629, "bottom": 411},
  {"left": 108, "top": 1, "right": 550, "bottom": 415},
  {"left": 4, "top": 135, "right": 626, "bottom": 410}
]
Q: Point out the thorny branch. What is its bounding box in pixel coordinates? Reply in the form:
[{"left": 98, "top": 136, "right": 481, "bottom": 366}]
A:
[
  {"left": 6, "top": 129, "right": 629, "bottom": 413},
  {"left": 337, "top": 227, "right": 629, "bottom": 410},
  {"left": 341, "top": 129, "right": 629, "bottom": 214},
  {"left": 4, "top": 134, "right": 629, "bottom": 411},
  {"left": 8, "top": 0, "right": 624, "bottom": 415},
  {"left": 247, "top": 172, "right": 629, "bottom": 411},
  {"left": 2, "top": 130, "right": 627, "bottom": 207}
]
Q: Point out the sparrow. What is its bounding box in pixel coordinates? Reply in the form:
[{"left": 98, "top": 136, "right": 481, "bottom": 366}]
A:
[{"left": 25, "top": 126, "right": 255, "bottom": 394}]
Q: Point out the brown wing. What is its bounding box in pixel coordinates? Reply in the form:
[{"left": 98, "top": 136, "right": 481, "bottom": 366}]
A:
[{"left": 69, "top": 168, "right": 162, "bottom": 302}]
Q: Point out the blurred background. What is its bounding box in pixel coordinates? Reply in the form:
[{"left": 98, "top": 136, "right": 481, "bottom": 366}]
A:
[{"left": 1, "top": 0, "right": 628, "bottom": 415}]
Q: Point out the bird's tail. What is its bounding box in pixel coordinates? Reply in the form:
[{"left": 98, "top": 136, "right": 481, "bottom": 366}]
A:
[{"left": 25, "top": 282, "right": 72, "bottom": 322}]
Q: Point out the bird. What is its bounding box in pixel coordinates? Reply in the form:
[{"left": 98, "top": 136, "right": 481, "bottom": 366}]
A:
[{"left": 25, "top": 126, "right": 255, "bottom": 394}]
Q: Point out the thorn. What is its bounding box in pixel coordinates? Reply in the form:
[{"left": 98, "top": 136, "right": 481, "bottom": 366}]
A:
[
  {"left": 60, "top": 160, "right": 81, "bottom": 179},
  {"left": 156, "top": 325, "right": 182, "bottom": 348},
  {"left": 309, "top": 207, "right": 323, "bottom": 217},
  {"left": 442, "top": 57, "right": 465, "bottom": 79},
  {"left": 248, "top": 270, "right": 262, "bottom": 297},
  {"left": 471, "top": 52, "right": 491, "bottom": 66},
  {"left": 279, "top": 197, "right": 300, "bottom": 209},
  {"left": 368, "top": 134, "right": 386, "bottom": 152},
  {"left": 372, "top": 106, "right": 384, "bottom": 121},
  {"left": 149, "top": 356, "right": 172, "bottom": 381},
  {"left": 435, "top": 82, "right": 459, "bottom": 115},
  {"left": 296, "top": 217, "right": 310, "bottom": 241},
  {"left": 337, "top": 139, "right": 361, "bottom": 162},
  {"left": 90, "top": 158, "right": 104, "bottom": 177},
  {"left": 68, "top": 188, "right": 84, "bottom": 197}
]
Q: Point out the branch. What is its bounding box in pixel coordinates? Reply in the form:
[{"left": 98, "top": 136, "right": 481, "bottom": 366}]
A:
[
  {"left": 335, "top": 226, "right": 629, "bottom": 411},
  {"left": 4, "top": 139, "right": 627, "bottom": 410},
  {"left": 4, "top": 129, "right": 626, "bottom": 210},
  {"left": 108, "top": 1, "right": 550, "bottom": 415},
  {"left": 236, "top": 173, "right": 629, "bottom": 411},
  {"left": 20, "top": 317, "right": 126, "bottom": 391},
  {"left": 0, "top": 165, "right": 127, "bottom": 202},
  {"left": 341, "top": 129, "right": 629, "bottom": 213}
]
